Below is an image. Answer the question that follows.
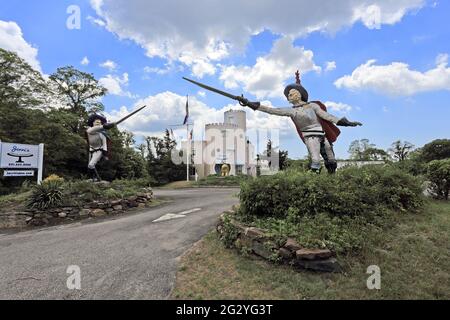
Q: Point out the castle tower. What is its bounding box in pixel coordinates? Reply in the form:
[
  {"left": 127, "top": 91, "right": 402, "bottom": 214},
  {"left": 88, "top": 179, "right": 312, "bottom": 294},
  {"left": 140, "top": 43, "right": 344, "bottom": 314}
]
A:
[{"left": 224, "top": 110, "right": 246, "bottom": 132}]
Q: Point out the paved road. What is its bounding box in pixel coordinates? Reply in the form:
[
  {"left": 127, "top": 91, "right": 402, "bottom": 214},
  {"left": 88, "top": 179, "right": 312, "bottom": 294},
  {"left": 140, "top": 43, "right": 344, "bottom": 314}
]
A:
[{"left": 0, "top": 188, "right": 239, "bottom": 300}]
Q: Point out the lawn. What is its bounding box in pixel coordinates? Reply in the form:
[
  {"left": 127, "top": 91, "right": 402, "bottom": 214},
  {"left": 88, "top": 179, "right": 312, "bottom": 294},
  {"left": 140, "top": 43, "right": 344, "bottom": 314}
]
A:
[{"left": 171, "top": 200, "right": 450, "bottom": 300}]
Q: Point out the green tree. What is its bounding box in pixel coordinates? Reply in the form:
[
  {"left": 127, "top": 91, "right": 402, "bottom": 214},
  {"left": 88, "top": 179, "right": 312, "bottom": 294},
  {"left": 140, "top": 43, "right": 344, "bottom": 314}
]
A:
[
  {"left": 388, "top": 140, "right": 415, "bottom": 162},
  {"left": 420, "top": 139, "right": 450, "bottom": 163},
  {"left": 49, "top": 66, "right": 107, "bottom": 134},
  {"left": 348, "top": 139, "right": 376, "bottom": 160},
  {"left": 427, "top": 159, "right": 450, "bottom": 200},
  {"left": 0, "top": 48, "right": 49, "bottom": 108}
]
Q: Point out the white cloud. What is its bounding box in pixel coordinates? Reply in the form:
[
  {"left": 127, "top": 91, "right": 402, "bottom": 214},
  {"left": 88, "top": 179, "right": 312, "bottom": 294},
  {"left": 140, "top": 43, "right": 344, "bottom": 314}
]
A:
[
  {"left": 89, "top": 0, "right": 424, "bottom": 75},
  {"left": 324, "top": 101, "right": 352, "bottom": 113},
  {"left": 105, "top": 91, "right": 294, "bottom": 140},
  {"left": 197, "top": 91, "right": 206, "bottom": 97},
  {"left": 0, "top": 20, "right": 42, "bottom": 72},
  {"left": 334, "top": 54, "right": 450, "bottom": 96},
  {"left": 87, "top": 16, "right": 106, "bottom": 27},
  {"left": 219, "top": 37, "right": 321, "bottom": 99},
  {"left": 81, "top": 56, "right": 90, "bottom": 66},
  {"left": 100, "top": 60, "right": 118, "bottom": 71},
  {"left": 99, "top": 73, "right": 134, "bottom": 97},
  {"left": 325, "top": 61, "right": 337, "bottom": 72}
]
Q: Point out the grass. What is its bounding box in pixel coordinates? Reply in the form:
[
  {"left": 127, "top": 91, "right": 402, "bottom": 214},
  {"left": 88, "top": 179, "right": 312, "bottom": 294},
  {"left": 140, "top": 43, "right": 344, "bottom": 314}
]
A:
[{"left": 171, "top": 200, "right": 450, "bottom": 300}]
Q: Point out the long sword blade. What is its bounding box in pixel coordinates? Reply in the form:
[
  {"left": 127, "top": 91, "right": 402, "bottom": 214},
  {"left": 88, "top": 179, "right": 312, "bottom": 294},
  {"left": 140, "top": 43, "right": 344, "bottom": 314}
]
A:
[
  {"left": 116, "top": 105, "right": 147, "bottom": 125},
  {"left": 182, "top": 77, "right": 241, "bottom": 101}
]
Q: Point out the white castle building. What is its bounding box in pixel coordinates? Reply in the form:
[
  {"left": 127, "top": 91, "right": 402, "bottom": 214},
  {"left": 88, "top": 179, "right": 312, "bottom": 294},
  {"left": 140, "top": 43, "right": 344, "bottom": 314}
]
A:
[{"left": 182, "top": 110, "right": 257, "bottom": 178}]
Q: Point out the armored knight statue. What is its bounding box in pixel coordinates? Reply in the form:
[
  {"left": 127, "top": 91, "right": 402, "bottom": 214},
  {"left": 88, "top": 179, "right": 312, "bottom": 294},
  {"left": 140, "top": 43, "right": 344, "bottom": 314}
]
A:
[
  {"left": 241, "top": 71, "right": 363, "bottom": 173},
  {"left": 86, "top": 113, "right": 116, "bottom": 182}
]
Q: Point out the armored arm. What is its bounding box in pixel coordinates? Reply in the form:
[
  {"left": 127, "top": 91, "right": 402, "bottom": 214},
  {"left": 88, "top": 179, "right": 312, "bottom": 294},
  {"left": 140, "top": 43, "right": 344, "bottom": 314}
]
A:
[{"left": 240, "top": 98, "right": 294, "bottom": 117}]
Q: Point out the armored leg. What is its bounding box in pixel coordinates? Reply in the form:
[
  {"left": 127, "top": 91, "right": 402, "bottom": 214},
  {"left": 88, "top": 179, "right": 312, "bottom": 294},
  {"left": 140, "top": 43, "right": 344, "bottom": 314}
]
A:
[
  {"left": 321, "top": 138, "right": 338, "bottom": 174},
  {"left": 304, "top": 136, "right": 322, "bottom": 173},
  {"left": 88, "top": 150, "right": 103, "bottom": 182}
]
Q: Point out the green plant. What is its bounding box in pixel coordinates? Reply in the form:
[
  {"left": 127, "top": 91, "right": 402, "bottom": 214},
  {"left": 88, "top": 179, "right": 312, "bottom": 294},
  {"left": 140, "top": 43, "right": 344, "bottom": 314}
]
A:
[
  {"left": 27, "top": 181, "right": 63, "bottom": 210},
  {"left": 427, "top": 159, "right": 450, "bottom": 200},
  {"left": 220, "top": 215, "right": 241, "bottom": 248}
]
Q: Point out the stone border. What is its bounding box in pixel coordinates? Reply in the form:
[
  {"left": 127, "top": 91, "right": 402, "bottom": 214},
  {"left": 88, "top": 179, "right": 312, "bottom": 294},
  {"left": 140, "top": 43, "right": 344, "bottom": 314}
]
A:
[
  {"left": 0, "top": 190, "right": 153, "bottom": 229},
  {"left": 216, "top": 212, "right": 342, "bottom": 273}
]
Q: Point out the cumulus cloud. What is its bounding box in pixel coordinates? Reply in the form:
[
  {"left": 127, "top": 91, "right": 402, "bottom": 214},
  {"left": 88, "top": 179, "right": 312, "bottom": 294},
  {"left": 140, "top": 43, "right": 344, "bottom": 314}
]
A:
[
  {"left": 99, "top": 73, "right": 134, "bottom": 97},
  {"left": 324, "top": 101, "right": 352, "bottom": 112},
  {"left": 325, "top": 61, "right": 337, "bottom": 72},
  {"left": 334, "top": 54, "right": 450, "bottom": 96},
  {"left": 219, "top": 37, "right": 321, "bottom": 99},
  {"left": 89, "top": 0, "right": 424, "bottom": 75},
  {"left": 105, "top": 91, "right": 294, "bottom": 140},
  {"left": 0, "top": 20, "right": 42, "bottom": 72},
  {"left": 81, "top": 56, "right": 90, "bottom": 66},
  {"left": 100, "top": 59, "right": 118, "bottom": 71}
]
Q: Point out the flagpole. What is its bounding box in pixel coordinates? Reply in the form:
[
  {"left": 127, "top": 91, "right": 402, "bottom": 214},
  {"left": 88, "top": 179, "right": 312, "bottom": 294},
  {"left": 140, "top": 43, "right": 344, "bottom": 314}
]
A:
[{"left": 187, "top": 122, "right": 190, "bottom": 182}]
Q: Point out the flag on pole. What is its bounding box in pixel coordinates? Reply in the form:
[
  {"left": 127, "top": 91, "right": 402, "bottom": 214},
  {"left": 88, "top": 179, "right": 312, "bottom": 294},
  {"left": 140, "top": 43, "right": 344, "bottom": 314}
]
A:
[
  {"left": 183, "top": 95, "right": 189, "bottom": 125},
  {"left": 170, "top": 128, "right": 175, "bottom": 140},
  {"left": 189, "top": 129, "right": 193, "bottom": 141}
]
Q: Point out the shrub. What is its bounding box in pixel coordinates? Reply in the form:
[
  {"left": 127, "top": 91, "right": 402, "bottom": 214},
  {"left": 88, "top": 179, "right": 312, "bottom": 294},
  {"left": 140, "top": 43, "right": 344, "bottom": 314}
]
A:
[
  {"left": 27, "top": 181, "right": 63, "bottom": 210},
  {"left": 239, "top": 165, "right": 424, "bottom": 219},
  {"left": 427, "top": 159, "right": 450, "bottom": 200},
  {"left": 44, "top": 174, "right": 64, "bottom": 183}
]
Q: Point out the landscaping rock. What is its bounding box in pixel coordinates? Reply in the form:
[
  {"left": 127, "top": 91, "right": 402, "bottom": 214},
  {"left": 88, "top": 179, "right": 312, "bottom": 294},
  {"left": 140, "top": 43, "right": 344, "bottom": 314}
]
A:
[
  {"left": 252, "top": 241, "right": 277, "bottom": 260},
  {"left": 137, "top": 203, "right": 146, "bottom": 209},
  {"left": 245, "top": 227, "right": 266, "bottom": 239},
  {"left": 58, "top": 212, "right": 67, "bottom": 218},
  {"left": 113, "top": 205, "right": 123, "bottom": 211},
  {"left": 294, "top": 258, "right": 342, "bottom": 273},
  {"left": 238, "top": 233, "right": 254, "bottom": 248},
  {"left": 80, "top": 209, "right": 91, "bottom": 217},
  {"left": 105, "top": 208, "right": 114, "bottom": 214},
  {"left": 296, "top": 248, "right": 333, "bottom": 261},
  {"left": 91, "top": 209, "right": 106, "bottom": 217},
  {"left": 284, "top": 238, "right": 302, "bottom": 252},
  {"left": 278, "top": 247, "right": 293, "bottom": 260}
]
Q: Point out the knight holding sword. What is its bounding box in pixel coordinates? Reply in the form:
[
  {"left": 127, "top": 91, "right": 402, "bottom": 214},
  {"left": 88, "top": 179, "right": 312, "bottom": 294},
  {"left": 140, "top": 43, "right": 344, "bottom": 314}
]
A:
[
  {"left": 183, "top": 72, "right": 363, "bottom": 174},
  {"left": 86, "top": 105, "right": 146, "bottom": 182}
]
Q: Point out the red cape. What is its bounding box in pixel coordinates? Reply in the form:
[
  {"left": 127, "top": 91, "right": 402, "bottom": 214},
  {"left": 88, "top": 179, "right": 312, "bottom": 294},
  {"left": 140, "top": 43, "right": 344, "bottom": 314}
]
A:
[{"left": 292, "top": 101, "right": 341, "bottom": 144}]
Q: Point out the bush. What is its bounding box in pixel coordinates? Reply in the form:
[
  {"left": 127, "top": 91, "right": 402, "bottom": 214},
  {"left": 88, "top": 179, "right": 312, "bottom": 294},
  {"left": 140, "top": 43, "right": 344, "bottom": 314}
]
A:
[
  {"left": 27, "top": 181, "right": 63, "bottom": 210},
  {"left": 427, "top": 159, "right": 450, "bottom": 200},
  {"left": 239, "top": 165, "right": 424, "bottom": 219}
]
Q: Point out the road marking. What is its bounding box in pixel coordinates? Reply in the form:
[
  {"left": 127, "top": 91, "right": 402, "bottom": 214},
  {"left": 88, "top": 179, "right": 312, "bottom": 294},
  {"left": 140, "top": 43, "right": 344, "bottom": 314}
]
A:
[
  {"left": 152, "top": 208, "right": 202, "bottom": 223},
  {"left": 179, "top": 208, "right": 202, "bottom": 215}
]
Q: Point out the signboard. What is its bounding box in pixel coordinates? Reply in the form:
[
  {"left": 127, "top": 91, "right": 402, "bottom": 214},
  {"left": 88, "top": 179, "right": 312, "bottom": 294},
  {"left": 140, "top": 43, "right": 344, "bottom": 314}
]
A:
[
  {"left": 1, "top": 143, "right": 40, "bottom": 169},
  {"left": 4, "top": 170, "right": 35, "bottom": 177},
  {"left": 0, "top": 142, "right": 44, "bottom": 184}
]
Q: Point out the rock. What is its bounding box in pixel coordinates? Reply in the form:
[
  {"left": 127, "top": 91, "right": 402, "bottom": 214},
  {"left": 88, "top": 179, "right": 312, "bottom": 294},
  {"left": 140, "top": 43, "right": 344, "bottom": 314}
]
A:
[
  {"left": 58, "top": 212, "right": 67, "bottom": 218},
  {"left": 278, "top": 247, "right": 293, "bottom": 260},
  {"left": 105, "top": 208, "right": 114, "bottom": 214},
  {"left": 294, "top": 258, "right": 342, "bottom": 273},
  {"left": 245, "top": 227, "right": 266, "bottom": 239},
  {"left": 80, "top": 209, "right": 91, "bottom": 217},
  {"left": 127, "top": 196, "right": 137, "bottom": 202},
  {"left": 128, "top": 201, "right": 139, "bottom": 208},
  {"left": 296, "top": 248, "right": 333, "bottom": 261},
  {"left": 252, "top": 241, "right": 277, "bottom": 260},
  {"left": 91, "top": 209, "right": 106, "bottom": 217},
  {"left": 283, "top": 238, "right": 302, "bottom": 252},
  {"left": 238, "top": 233, "right": 254, "bottom": 248},
  {"left": 111, "top": 200, "right": 122, "bottom": 206},
  {"left": 137, "top": 203, "right": 146, "bottom": 209},
  {"left": 113, "top": 205, "right": 123, "bottom": 211}
]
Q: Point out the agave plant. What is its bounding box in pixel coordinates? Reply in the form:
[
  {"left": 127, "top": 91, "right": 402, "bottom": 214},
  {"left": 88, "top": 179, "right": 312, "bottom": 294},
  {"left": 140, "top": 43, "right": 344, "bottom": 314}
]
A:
[{"left": 27, "top": 181, "right": 64, "bottom": 210}]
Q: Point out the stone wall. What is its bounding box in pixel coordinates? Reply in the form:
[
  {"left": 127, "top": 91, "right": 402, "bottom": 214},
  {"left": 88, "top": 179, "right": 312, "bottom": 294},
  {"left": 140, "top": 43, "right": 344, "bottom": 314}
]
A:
[
  {"left": 0, "top": 189, "right": 153, "bottom": 229},
  {"left": 216, "top": 213, "right": 342, "bottom": 273}
]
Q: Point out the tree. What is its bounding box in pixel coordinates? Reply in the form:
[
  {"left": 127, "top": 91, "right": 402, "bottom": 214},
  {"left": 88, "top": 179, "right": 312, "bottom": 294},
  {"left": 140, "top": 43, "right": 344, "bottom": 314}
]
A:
[
  {"left": 363, "top": 147, "right": 389, "bottom": 161},
  {"left": 420, "top": 139, "right": 450, "bottom": 163},
  {"left": 0, "top": 48, "right": 49, "bottom": 108},
  {"left": 348, "top": 139, "right": 376, "bottom": 160},
  {"left": 49, "top": 66, "right": 107, "bottom": 134},
  {"left": 388, "top": 140, "right": 415, "bottom": 162}
]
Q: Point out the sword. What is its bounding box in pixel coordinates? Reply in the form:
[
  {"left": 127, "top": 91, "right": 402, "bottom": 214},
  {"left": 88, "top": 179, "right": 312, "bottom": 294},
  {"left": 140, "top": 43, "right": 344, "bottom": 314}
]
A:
[
  {"left": 182, "top": 77, "right": 248, "bottom": 106},
  {"left": 115, "top": 105, "right": 147, "bottom": 125}
]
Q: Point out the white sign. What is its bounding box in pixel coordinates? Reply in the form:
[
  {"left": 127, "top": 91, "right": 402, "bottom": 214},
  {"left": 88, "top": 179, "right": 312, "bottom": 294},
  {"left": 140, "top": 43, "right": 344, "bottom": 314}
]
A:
[
  {"left": 1, "top": 143, "right": 40, "bottom": 169},
  {"left": 4, "top": 170, "right": 35, "bottom": 177},
  {"left": 0, "top": 142, "right": 44, "bottom": 184}
]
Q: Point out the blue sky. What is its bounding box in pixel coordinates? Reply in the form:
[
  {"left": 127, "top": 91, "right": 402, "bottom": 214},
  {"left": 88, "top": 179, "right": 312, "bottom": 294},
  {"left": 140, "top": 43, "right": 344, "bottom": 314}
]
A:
[{"left": 0, "top": 0, "right": 449, "bottom": 159}]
